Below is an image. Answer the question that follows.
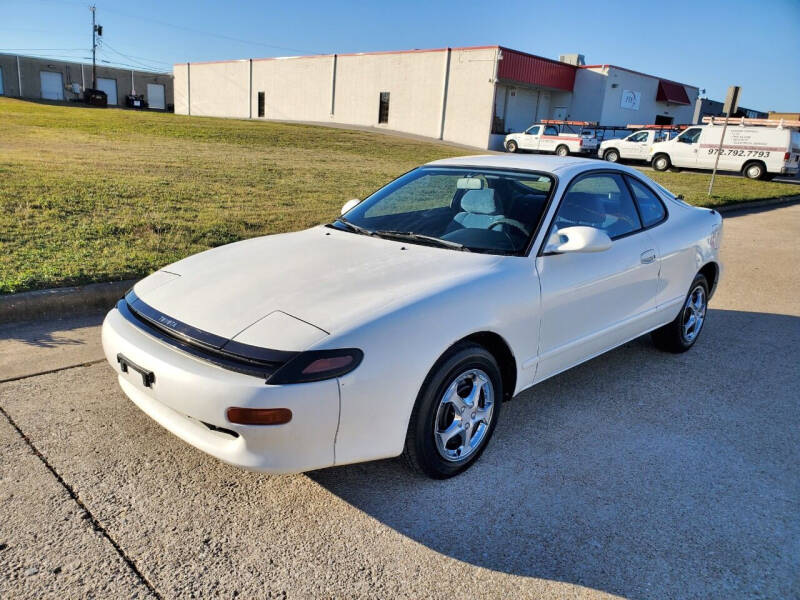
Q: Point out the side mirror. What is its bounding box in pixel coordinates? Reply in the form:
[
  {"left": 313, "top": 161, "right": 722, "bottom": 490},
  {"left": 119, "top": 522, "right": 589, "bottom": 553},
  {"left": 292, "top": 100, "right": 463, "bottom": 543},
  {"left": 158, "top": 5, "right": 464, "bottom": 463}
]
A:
[
  {"left": 544, "top": 226, "right": 612, "bottom": 254},
  {"left": 340, "top": 198, "right": 360, "bottom": 216}
]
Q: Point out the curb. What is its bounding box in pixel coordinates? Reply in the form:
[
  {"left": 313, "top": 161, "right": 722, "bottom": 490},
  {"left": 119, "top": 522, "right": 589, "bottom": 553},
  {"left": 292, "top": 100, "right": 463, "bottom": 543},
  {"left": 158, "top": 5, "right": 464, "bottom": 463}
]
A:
[
  {"left": 0, "top": 279, "right": 136, "bottom": 325},
  {"left": 714, "top": 194, "right": 800, "bottom": 214}
]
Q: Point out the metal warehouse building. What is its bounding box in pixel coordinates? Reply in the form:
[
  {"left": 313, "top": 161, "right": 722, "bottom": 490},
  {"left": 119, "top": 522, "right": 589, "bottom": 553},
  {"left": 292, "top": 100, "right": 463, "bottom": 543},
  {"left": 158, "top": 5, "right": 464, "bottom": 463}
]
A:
[
  {"left": 174, "top": 45, "right": 698, "bottom": 150},
  {"left": 0, "top": 53, "right": 174, "bottom": 110}
]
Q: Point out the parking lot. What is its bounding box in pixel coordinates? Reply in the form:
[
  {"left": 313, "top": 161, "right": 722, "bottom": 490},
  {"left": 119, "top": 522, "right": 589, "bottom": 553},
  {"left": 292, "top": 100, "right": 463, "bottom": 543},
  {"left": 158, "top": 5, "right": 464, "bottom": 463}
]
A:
[{"left": 1, "top": 203, "right": 798, "bottom": 599}]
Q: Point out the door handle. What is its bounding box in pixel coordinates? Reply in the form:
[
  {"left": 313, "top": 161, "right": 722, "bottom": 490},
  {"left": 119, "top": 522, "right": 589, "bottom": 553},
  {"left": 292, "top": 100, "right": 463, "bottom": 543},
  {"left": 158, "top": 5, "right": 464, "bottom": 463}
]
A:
[{"left": 640, "top": 250, "right": 657, "bottom": 264}]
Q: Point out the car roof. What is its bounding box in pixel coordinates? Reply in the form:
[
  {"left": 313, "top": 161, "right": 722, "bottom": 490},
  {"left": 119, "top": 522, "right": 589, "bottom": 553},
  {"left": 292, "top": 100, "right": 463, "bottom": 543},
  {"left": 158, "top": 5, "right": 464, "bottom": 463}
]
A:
[{"left": 424, "top": 154, "right": 643, "bottom": 178}]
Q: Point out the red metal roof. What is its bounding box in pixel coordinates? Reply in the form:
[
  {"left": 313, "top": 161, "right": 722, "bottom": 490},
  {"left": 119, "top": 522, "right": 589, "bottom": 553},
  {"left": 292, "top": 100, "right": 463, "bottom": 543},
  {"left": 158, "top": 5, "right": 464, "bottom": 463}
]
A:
[
  {"left": 497, "top": 47, "right": 576, "bottom": 91},
  {"left": 656, "top": 80, "right": 691, "bottom": 105}
]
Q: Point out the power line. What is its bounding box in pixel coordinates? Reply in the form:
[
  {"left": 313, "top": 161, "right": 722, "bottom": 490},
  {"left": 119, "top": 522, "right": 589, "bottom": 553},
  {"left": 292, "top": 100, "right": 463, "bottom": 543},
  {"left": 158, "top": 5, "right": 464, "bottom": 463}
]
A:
[
  {"left": 99, "top": 41, "right": 172, "bottom": 68},
  {"left": 100, "top": 6, "right": 327, "bottom": 56}
]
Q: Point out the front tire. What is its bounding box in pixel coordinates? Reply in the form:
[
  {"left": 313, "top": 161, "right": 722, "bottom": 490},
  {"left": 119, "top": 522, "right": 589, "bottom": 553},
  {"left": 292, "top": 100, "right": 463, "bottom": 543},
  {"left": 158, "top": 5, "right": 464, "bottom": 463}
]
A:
[
  {"left": 505, "top": 140, "right": 518, "bottom": 153},
  {"left": 603, "top": 148, "right": 620, "bottom": 163},
  {"left": 402, "top": 342, "right": 502, "bottom": 479},
  {"left": 651, "top": 274, "right": 709, "bottom": 353},
  {"left": 556, "top": 144, "right": 569, "bottom": 157},
  {"left": 652, "top": 153, "right": 671, "bottom": 172}
]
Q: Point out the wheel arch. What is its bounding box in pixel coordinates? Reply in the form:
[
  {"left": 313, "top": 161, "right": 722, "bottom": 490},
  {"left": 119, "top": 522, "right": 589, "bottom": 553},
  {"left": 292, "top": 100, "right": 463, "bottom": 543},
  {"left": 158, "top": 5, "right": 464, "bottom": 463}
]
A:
[
  {"left": 699, "top": 261, "right": 720, "bottom": 298},
  {"left": 459, "top": 331, "right": 517, "bottom": 401}
]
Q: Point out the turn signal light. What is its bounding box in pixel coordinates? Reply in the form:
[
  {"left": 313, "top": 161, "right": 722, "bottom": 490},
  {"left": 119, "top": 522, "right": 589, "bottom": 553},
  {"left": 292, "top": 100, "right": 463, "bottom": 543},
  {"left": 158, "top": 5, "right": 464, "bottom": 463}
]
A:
[{"left": 226, "top": 407, "right": 292, "bottom": 426}]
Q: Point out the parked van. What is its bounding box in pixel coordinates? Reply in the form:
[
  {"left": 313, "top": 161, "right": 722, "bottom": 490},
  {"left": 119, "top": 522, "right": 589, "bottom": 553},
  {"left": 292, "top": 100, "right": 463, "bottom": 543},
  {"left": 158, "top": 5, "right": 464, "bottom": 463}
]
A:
[
  {"left": 505, "top": 120, "right": 598, "bottom": 156},
  {"left": 649, "top": 118, "right": 800, "bottom": 179}
]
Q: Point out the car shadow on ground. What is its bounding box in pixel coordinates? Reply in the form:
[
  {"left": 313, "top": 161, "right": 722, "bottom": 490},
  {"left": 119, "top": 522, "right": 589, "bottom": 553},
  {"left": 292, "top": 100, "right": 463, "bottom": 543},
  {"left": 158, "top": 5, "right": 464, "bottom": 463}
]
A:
[
  {"left": 309, "top": 308, "right": 800, "bottom": 599},
  {"left": 0, "top": 313, "right": 104, "bottom": 348}
]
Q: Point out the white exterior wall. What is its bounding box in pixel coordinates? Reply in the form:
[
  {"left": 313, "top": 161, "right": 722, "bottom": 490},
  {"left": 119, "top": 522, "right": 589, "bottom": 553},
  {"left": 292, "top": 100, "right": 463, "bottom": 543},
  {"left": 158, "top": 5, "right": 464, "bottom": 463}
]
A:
[
  {"left": 251, "top": 56, "right": 332, "bottom": 121},
  {"left": 176, "top": 60, "right": 250, "bottom": 118},
  {"left": 581, "top": 66, "right": 698, "bottom": 126},
  {"left": 333, "top": 50, "right": 446, "bottom": 138},
  {"left": 173, "top": 48, "right": 497, "bottom": 149},
  {"left": 441, "top": 47, "right": 497, "bottom": 148},
  {"left": 568, "top": 69, "right": 605, "bottom": 122}
]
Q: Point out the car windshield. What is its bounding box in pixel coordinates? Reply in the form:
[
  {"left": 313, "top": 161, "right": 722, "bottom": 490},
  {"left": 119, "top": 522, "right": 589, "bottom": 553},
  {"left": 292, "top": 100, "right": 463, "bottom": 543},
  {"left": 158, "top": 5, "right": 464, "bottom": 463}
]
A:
[{"left": 332, "top": 167, "right": 555, "bottom": 255}]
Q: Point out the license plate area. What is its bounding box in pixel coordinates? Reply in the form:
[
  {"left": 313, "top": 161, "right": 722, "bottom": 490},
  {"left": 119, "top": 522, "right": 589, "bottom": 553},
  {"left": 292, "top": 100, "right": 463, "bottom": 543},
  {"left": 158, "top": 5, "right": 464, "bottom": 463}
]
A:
[{"left": 117, "top": 353, "right": 156, "bottom": 388}]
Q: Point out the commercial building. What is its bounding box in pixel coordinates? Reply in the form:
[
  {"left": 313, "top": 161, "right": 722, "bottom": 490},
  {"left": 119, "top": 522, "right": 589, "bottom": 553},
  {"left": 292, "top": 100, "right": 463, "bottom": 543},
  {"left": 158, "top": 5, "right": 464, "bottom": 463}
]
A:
[
  {"left": 693, "top": 97, "right": 767, "bottom": 123},
  {"left": 768, "top": 111, "right": 800, "bottom": 121},
  {"left": 0, "top": 53, "right": 174, "bottom": 109},
  {"left": 174, "top": 45, "right": 699, "bottom": 150}
]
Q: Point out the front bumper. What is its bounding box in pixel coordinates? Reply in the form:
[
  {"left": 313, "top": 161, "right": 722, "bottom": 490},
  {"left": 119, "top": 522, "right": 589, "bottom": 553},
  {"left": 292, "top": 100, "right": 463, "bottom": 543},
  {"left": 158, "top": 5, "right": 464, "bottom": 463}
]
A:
[{"left": 102, "top": 307, "right": 339, "bottom": 473}]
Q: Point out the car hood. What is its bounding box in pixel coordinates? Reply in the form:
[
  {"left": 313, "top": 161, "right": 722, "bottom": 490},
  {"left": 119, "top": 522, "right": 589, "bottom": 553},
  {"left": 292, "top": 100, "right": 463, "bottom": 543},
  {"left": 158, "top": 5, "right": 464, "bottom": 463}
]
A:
[{"left": 133, "top": 226, "right": 500, "bottom": 350}]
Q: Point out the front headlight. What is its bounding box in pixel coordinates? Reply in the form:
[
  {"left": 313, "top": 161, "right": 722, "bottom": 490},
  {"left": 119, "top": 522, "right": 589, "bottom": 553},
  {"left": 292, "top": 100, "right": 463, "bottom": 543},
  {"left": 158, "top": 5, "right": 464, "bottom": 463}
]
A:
[{"left": 267, "top": 349, "right": 364, "bottom": 384}]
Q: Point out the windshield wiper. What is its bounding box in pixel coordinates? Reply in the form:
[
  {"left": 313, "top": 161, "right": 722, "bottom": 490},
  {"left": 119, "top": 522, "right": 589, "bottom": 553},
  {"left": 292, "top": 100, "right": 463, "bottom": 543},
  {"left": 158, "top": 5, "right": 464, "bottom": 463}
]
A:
[
  {"left": 332, "top": 217, "right": 375, "bottom": 237},
  {"left": 373, "top": 230, "right": 471, "bottom": 252}
]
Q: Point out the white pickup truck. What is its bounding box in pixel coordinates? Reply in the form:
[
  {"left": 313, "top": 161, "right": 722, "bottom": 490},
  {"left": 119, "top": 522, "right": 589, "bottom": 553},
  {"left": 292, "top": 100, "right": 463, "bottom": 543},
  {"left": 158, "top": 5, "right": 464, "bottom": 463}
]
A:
[
  {"left": 599, "top": 129, "right": 675, "bottom": 163},
  {"left": 504, "top": 123, "right": 598, "bottom": 156}
]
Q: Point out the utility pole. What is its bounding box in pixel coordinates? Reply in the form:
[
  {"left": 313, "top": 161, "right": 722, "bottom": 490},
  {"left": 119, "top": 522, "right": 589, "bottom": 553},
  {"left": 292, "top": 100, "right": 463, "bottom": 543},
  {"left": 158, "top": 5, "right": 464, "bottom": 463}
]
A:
[
  {"left": 707, "top": 86, "right": 740, "bottom": 196},
  {"left": 90, "top": 5, "right": 102, "bottom": 90}
]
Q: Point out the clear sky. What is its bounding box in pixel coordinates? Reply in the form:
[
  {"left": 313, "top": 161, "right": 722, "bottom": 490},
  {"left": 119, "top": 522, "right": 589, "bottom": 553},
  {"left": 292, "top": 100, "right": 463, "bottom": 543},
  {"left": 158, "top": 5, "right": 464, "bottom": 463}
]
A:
[{"left": 2, "top": 0, "right": 798, "bottom": 111}]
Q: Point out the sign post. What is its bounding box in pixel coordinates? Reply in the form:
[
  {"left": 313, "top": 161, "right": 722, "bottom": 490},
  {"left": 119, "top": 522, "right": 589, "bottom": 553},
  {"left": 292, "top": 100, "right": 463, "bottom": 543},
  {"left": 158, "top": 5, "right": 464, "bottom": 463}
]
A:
[{"left": 708, "top": 86, "right": 740, "bottom": 197}]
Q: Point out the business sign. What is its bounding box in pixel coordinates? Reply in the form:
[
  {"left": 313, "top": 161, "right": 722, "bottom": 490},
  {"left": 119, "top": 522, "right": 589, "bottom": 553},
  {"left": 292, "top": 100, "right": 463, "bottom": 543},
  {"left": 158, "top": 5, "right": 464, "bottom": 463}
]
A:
[{"left": 621, "top": 89, "right": 641, "bottom": 110}]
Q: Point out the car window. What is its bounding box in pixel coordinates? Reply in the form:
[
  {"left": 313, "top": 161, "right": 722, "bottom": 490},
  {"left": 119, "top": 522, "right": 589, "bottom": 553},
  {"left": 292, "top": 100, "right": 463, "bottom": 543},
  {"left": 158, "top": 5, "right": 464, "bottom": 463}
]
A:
[
  {"left": 677, "top": 128, "right": 701, "bottom": 144},
  {"left": 627, "top": 177, "right": 666, "bottom": 227},
  {"left": 526, "top": 125, "right": 541, "bottom": 135},
  {"left": 341, "top": 167, "right": 554, "bottom": 255},
  {"left": 544, "top": 126, "right": 558, "bottom": 136},
  {"left": 553, "top": 173, "right": 642, "bottom": 239},
  {"left": 628, "top": 131, "right": 648, "bottom": 142}
]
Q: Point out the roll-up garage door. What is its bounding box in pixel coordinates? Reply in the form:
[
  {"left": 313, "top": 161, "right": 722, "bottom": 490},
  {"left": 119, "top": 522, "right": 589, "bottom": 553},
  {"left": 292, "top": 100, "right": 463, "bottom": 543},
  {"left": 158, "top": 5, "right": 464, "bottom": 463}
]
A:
[
  {"left": 147, "top": 83, "right": 165, "bottom": 110},
  {"left": 40, "top": 71, "right": 64, "bottom": 100},
  {"left": 97, "top": 77, "right": 118, "bottom": 105}
]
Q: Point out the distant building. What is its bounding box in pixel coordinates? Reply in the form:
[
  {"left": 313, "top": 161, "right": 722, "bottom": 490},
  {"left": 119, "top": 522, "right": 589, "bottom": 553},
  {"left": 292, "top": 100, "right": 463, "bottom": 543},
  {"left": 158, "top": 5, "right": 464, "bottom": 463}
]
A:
[
  {"left": 693, "top": 97, "right": 767, "bottom": 123},
  {"left": 173, "top": 45, "right": 699, "bottom": 150},
  {"left": 0, "top": 53, "right": 173, "bottom": 110},
  {"left": 768, "top": 111, "right": 800, "bottom": 121}
]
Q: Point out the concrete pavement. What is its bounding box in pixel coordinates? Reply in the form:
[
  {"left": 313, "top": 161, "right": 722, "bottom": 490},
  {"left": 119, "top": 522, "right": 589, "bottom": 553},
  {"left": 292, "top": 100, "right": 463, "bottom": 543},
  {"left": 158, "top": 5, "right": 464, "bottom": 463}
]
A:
[{"left": 1, "top": 204, "right": 798, "bottom": 599}]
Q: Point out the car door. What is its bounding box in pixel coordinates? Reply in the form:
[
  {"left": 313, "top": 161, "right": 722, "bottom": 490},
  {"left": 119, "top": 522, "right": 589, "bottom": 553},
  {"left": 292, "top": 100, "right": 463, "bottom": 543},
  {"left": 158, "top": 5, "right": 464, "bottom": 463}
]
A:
[
  {"left": 519, "top": 125, "right": 541, "bottom": 150},
  {"left": 538, "top": 125, "right": 560, "bottom": 153},
  {"left": 631, "top": 131, "right": 652, "bottom": 159},
  {"left": 534, "top": 172, "right": 661, "bottom": 383},
  {"left": 671, "top": 127, "right": 702, "bottom": 167}
]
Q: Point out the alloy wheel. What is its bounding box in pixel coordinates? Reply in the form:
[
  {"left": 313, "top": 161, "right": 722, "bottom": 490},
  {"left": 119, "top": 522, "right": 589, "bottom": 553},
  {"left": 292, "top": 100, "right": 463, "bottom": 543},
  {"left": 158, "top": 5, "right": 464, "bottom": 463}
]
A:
[
  {"left": 681, "top": 285, "right": 707, "bottom": 344},
  {"left": 434, "top": 369, "right": 495, "bottom": 462}
]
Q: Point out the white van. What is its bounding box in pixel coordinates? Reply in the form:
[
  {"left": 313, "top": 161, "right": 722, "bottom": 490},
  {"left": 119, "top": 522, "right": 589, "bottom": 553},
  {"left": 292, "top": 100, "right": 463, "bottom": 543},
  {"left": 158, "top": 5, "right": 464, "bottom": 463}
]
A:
[
  {"left": 600, "top": 129, "right": 676, "bottom": 163},
  {"left": 649, "top": 118, "right": 800, "bottom": 179}
]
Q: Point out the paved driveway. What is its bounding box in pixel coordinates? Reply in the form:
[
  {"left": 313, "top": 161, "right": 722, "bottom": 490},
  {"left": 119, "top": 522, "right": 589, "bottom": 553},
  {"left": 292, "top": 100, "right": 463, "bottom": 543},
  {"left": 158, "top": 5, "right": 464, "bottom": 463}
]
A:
[{"left": 1, "top": 203, "right": 798, "bottom": 599}]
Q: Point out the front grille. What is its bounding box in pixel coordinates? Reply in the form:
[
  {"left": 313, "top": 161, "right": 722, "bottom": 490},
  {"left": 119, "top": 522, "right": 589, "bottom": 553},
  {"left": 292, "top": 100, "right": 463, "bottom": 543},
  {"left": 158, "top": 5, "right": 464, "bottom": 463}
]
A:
[{"left": 118, "top": 291, "right": 298, "bottom": 380}]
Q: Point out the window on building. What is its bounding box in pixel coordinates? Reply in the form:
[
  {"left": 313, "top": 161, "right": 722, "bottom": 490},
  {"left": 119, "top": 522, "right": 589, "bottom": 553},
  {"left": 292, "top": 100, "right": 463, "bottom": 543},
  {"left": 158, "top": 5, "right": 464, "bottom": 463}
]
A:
[
  {"left": 378, "top": 92, "right": 390, "bottom": 124},
  {"left": 257, "top": 91, "right": 265, "bottom": 118},
  {"left": 654, "top": 115, "right": 673, "bottom": 125}
]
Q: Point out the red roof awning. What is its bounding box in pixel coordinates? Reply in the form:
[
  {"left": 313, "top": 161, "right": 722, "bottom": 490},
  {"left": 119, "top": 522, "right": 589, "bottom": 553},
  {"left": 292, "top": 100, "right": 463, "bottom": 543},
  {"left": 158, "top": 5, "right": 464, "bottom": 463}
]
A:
[
  {"left": 656, "top": 80, "right": 690, "bottom": 105},
  {"left": 497, "top": 48, "right": 576, "bottom": 92}
]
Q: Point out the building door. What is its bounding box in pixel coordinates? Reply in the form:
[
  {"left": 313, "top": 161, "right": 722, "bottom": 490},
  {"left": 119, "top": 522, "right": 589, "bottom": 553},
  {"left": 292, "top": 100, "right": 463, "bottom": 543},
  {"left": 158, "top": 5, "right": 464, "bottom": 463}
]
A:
[
  {"left": 97, "top": 77, "right": 118, "bottom": 105},
  {"left": 655, "top": 115, "right": 673, "bottom": 125},
  {"left": 147, "top": 83, "right": 165, "bottom": 109},
  {"left": 40, "top": 71, "right": 64, "bottom": 100},
  {"left": 553, "top": 107, "right": 567, "bottom": 121}
]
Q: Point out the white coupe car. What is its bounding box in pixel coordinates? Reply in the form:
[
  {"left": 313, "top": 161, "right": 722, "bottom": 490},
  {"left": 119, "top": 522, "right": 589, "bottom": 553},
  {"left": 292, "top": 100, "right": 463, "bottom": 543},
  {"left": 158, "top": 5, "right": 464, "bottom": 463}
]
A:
[{"left": 102, "top": 155, "right": 722, "bottom": 479}]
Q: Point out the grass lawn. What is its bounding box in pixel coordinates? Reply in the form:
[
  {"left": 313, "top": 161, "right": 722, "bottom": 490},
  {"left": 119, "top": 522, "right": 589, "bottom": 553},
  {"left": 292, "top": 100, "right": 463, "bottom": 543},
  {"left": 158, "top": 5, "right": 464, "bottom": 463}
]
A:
[{"left": 1, "top": 97, "right": 797, "bottom": 294}]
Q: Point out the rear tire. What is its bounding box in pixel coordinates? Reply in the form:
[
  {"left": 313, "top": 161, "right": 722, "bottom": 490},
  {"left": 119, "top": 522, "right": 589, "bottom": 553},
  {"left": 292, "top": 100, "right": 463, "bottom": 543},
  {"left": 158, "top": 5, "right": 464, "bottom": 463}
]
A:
[
  {"left": 651, "top": 274, "right": 709, "bottom": 353},
  {"left": 743, "top": 161, "right": 766, "bottom": 180},
  {"left": 603, "top": 148, "right": 620, "bottom": 163},
  {"left": 556, "top": 144, "right": 569, "bottom": 157},
  {"left": 652, "top": 153, "right": 671, "bottom": 171},
  {"left": 402, "top": 342, "right": 502, "bottom": 479},
  {"left": 506, "top": 140, "right": 518, "bottom": 153}
]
